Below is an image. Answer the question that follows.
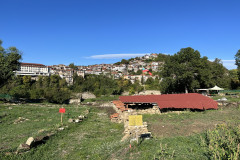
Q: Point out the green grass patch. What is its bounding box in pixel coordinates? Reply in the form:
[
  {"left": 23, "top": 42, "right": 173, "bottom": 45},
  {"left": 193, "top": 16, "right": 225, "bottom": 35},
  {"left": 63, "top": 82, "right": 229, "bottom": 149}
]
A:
[
  {"left": 211, "top": 94, "right": 240, "bottom": 102},
  {"left": 0, "top": 104, "right": 89, "bottom": 151},
  {"left": 143, "top": 107, "right": 240, "bottom": 138},
  {"left": 0, "top": 106, "right": 127, "bottom": 160},
  {"left": 1, "top": 102, "right": 240, "bottom": 159}
]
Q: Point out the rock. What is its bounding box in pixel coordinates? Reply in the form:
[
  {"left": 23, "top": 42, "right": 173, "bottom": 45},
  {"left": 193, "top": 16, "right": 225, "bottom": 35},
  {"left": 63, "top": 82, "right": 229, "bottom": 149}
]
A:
[
  {"left": 138, "top": 90, "right": 161, "bottom": 95},
  {"left": 38, "top": 129, "right": 46, "bottom": 133},
  {"left": 84, "top": 109, "right": 89, "bottom": 113},
  {"left": 82, "top": 92, "right": 96, "bottom": 99},
  {"left": 17, "top": 144, "right": 30, "bottom": 153},
  {"left": 78, "top": 115, "right": 84, "bottom": 120},
  {"left": 8, "top": 107, "right": 12, "bottom": 110},
  {"left": 58, "top": 127, "right": 64, "bottom": 131},
  {"left": 25, "top": 137, "right": 34, "bottom": 147},
  {"left": 221, "top": 97, "right": 227, "bottom": 101},
  {"left": 75, "top": 119, "right": 79, "bottom": 123},
  {"left": 14, "top": 118, "right": 21, "bottom": 124},
  {"left": 100, "top": 102, "right": 113, "bottom": 107},
  {"left": 68, "top": 118, "right": 73, "bottom": 123},
  {"left": 121, "top": 91, "right": 129, "bottom": 96},
  {"left": 69, "top": 99, "right": 81, "bottom": 104}
]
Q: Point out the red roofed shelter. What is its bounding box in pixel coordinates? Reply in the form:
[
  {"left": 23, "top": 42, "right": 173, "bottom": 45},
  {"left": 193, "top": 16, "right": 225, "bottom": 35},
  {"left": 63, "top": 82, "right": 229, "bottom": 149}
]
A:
[{"left": 119, "top": 93, "right": 218, "bottom": 111}]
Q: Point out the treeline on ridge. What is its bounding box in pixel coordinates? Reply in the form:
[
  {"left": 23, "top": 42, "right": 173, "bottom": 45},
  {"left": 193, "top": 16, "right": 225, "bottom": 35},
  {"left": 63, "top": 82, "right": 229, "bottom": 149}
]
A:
[{"left": 1, "top": 39, "right": 240, "bottom": 104}]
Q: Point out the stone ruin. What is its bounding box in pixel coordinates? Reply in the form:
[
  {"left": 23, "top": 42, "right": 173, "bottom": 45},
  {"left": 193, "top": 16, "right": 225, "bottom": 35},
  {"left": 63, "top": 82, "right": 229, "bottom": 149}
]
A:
[
  {"left": 110, "top": 100, "right": 153, "bottom": 142},
  {"left": 110, "top": 100, "right": 160, "bottom": 123},
  {"left": 68, "top": 109, "right": 89, "bottom": 123}
]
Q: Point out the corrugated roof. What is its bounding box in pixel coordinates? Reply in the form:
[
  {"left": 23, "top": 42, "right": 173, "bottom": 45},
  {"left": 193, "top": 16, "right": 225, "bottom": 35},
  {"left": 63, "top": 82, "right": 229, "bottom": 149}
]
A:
[{"left": 119, "top": 93, "right": 218, "bottom": 110}]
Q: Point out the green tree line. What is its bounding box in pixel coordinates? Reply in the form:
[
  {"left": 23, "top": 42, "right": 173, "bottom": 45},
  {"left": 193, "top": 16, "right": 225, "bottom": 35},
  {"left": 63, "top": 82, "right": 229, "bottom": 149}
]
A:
[{"left": 1, "top": 40, "right": 240, "bottom": 103}]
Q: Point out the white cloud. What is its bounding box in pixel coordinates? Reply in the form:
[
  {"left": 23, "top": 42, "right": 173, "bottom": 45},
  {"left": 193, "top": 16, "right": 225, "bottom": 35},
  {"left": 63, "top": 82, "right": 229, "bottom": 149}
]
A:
[{"left": 87, "top": 53, "right": 148, "bottom": 59}]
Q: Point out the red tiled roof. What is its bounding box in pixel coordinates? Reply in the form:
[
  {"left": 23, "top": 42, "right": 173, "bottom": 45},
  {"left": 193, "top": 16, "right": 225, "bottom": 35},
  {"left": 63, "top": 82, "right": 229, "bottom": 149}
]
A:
[
  {"left": 119, "top": 93, "right": 218, "bottom": 110},
  {"left": 113, "top": 100, "right": 128, "bottom": 112},
  {"left": 21, "top": 63, "right": 45, "bottom": 67},
  {"left": 110, "top": 113, "right": 119, "bottom": 119}
]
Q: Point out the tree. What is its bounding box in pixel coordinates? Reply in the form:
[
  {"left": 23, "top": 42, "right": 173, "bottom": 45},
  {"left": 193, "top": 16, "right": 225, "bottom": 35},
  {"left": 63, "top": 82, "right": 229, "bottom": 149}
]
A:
[
  {"left": 161, "top": 47, "right": 202, "bottom": 93},
  {"left": 44, "top": 87, "right": 71, "bottom": 104},
  {"left": 160, "top": 47, "right": 229, "bottom": 93},
  {"left": 229, "top": 69, "right": 240, "bottom": 89},
  {"left": 210, "top": 58, "right": 230, "bottom": 88},
  {"left": 121, "top": 59, "right": 129, "bottom": 64},
  {"left": 234, "top": 49, "right": 240, "bottom": 68},
  {"left": 234, "top": 49, "right": 240, "bottom": 79},
  {"left": 0, "top": 40, "right": 22, "bottom": 87},
  {"left": 69, "top": 63, "right": 78, "bottom": 70},
  {"left": 135, "top": 70, "right": 142, "bottom": 75}
]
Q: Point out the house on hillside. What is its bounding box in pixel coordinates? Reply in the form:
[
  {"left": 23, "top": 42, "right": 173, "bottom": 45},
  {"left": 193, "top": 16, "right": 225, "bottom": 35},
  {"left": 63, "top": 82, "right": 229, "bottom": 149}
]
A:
[{"left": 150, "top": 53, "right": 158, "bottom": 58}]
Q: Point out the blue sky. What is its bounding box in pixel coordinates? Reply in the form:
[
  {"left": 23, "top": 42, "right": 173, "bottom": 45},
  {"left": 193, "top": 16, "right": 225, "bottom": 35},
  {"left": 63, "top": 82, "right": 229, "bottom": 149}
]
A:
[{"left": 0, "top": 0, "right": 239, "bottom": 69}]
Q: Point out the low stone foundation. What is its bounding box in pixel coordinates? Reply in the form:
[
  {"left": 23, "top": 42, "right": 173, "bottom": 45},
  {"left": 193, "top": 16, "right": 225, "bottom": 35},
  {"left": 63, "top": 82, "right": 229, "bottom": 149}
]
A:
[{"left": 110, "top": 100, "right": 152, "bottom": 141}]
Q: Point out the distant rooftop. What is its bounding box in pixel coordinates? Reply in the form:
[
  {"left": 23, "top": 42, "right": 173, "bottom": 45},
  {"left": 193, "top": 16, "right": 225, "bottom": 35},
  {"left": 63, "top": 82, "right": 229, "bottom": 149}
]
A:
[{"left": 21, "top": 62, "right": 46, "bottom": 67}]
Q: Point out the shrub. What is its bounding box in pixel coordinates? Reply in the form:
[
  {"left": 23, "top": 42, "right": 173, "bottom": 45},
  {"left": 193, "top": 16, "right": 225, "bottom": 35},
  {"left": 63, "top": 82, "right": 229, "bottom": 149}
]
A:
[
  {"left": 44, "top": 87, "right": 71, "bottom": 104},
  {"left": 206, "top": 124, "right": 240, "bottom": 159}
]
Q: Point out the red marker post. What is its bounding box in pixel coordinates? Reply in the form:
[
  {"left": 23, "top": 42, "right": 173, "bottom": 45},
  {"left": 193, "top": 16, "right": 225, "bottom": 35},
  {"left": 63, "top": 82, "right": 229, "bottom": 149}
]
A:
[{"left": 59, "top": 108, "right": 66, "bottom": 124}]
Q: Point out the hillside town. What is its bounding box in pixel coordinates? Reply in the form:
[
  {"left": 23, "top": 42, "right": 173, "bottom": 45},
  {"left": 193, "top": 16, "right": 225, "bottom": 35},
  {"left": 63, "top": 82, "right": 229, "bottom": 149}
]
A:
[
  {"left": 14, "top": 53, "right": 163, "bottom": 84},
  {"left": 2, "top": 0, "right": 240, "bottom": 159}
]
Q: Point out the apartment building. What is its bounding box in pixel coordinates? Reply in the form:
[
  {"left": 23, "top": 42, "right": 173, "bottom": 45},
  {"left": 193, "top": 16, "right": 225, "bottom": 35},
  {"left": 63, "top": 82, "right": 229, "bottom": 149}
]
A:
[{"left": 15, "top": 63, "right": 50, "bottom": 76}]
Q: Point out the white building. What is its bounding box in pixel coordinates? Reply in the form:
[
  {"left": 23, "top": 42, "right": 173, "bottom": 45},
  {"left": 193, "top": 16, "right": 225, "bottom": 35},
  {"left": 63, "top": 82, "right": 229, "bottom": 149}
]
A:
[
  {"left": 15, "top": 63, "right": 50, "bottom": 76},
  {"left": 112, "top": 65, "right": 126, "bottom": 72}
]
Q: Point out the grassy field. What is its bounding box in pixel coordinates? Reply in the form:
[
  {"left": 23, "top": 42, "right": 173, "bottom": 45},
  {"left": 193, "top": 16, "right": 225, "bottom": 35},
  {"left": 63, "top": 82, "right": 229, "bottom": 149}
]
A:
[
  {"left": 144, "top": 106, "right": 240, "bottom": 138},
  {"left": 0, "top": 104, "right": 90, "bottom": 151},
  {"left": 1, "top": 99, "right": 240, "bottom": 159}
]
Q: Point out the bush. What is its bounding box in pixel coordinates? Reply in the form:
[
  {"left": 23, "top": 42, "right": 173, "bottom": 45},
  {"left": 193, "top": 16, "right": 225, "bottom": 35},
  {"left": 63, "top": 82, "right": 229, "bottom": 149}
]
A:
[
  {"left": 205, "top": 124, "right": 240, "bottom": 159},
  {"left": 44, "top": 87, "right": 71, "bottom": 104},
  {"left": 9, "top": 85, "right": 30, "bottom": 99}
]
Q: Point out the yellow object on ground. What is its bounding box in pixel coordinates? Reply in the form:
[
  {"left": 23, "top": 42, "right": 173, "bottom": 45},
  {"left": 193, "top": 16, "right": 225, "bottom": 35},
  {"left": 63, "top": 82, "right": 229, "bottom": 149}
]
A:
[{"left": 129, "top": 115, "right": 143, "bottom": 126}]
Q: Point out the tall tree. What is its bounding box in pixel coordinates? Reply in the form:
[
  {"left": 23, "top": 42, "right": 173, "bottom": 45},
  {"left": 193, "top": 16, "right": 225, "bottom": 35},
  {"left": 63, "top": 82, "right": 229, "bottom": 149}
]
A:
[
  {"left": 0, "top": 40, "right": 22, "bottom": 86},
  {"left": 234, "top": 49, "right": 240, "bottom": 68},
  {"left": 160, "top": 47, "right": 229, "bottom": 94},
  {"left": 229, "top": 69, "right": 240, "bottom": 89},
  {"left": 161, "top": 47, "right": 202, "bottom": 93},
  {"left": 211, "top": 58, "right": 230, "bottom": 88},
  {"left": 234, "top": 49, "right": 240, "bottom": 79},
  {"left": 69, "top": 63, "right": 78, "bottom": 70}
]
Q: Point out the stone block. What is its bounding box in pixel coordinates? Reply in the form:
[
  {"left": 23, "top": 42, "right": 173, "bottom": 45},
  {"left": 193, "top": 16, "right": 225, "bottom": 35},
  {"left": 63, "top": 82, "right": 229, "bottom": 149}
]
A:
[
  {"left": 17, "top": 144, "right": 30, "bottom": 153},
  {"left": 25, "top": 137, "right": 34, "bottom": 147}
]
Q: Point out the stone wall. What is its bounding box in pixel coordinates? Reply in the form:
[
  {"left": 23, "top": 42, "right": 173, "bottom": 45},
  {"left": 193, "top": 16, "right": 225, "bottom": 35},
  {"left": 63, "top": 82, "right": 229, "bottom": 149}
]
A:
[
  {"left": 69, "top": 93, "right": 82, "bottom": 104},
  {"left": 82, "top": 92, "right": 96, "bottom": 99},
  {"left": 121, "top": 91, "right": 129, "bottom": 96},
  {"left": 69, "top": 99, "right": 81, "bottom": 104},
  {"left": 121, "top": 90, "right": 161, "bottom": 96},
  {"left": 100, "top": 102, "right": 114, "bottom": 107},
  {"left": 138, "top": 90, "right": 161, "bottom": 95},
  {"left": 128, "top": 106, "right": 161, "bottom": 114}
]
